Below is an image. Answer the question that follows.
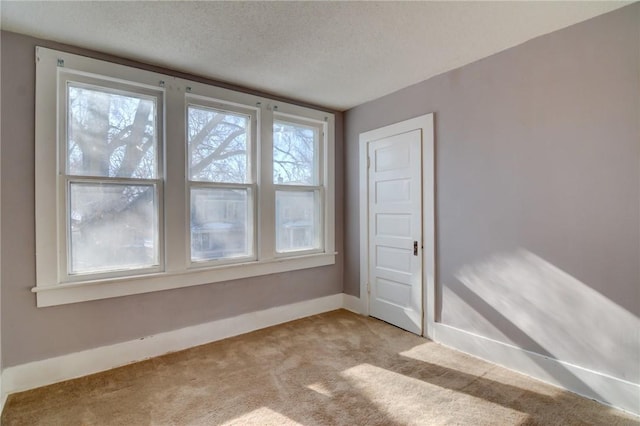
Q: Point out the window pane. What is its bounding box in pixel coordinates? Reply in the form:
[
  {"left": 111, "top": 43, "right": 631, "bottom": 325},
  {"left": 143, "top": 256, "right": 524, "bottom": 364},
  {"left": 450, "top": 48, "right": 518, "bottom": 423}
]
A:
[
  {"left": 69, "top": 183, "right": 158, "bottom": 274},
  {"left": 276, "top": 190, "right": 319, "bottom": 252},
  {"left": 273, "top": 121, "right": 318, "bottom": 185},
  {"left": 188, "top": 106, "right": 249, "bottom": 183},
  {"left": 67, "top": 84, "right": 157, "bottom": 179},
  {"left": 191, "top": 188, "right": 251, "bottom": 261}
]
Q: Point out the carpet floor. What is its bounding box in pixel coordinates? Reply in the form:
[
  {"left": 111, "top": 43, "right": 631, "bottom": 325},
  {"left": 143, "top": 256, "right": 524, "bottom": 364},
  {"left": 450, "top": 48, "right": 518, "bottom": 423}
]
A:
[{"left": 2, "top": 309, "right": 638, "bottom": 425}]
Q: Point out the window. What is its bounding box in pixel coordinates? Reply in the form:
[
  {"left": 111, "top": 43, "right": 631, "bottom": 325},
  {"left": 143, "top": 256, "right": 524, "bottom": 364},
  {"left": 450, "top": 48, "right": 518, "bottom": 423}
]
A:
[
  {"left": 187, "top": 102, "right": 255, "bottom": 263},
  {"left": 64, "top": 81, "right": 163, "bottom": 279},
  {"left": 273, "top": 117, "right": 323, "bottom": 253},
  {"left": 34, "top": 47, "right": 335, "bottom": 307}
]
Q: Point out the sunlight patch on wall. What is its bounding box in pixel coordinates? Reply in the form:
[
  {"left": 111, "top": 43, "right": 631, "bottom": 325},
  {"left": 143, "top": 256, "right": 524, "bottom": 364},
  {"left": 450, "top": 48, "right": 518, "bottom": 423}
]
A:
[{"left": 446, "top": 249, "right": 639, "bottom": 383}]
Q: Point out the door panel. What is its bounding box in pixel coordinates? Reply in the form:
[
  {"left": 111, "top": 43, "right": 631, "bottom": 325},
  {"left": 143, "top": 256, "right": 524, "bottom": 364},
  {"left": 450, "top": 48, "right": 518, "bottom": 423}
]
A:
[
  {"left": 368, "top": 129, "right": 422, "bottom": 334},
  {"left": 376, "top": 214, "right": 411, "bottom": 238},
  {"left": 376, "top": 179, "right": 411, "bottom": 202}
]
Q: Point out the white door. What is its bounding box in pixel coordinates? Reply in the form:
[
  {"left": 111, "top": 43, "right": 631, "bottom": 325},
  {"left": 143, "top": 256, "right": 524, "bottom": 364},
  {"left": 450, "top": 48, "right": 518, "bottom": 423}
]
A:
[{"left": 368, "top": 130, "right": 422, "bottom": 334}]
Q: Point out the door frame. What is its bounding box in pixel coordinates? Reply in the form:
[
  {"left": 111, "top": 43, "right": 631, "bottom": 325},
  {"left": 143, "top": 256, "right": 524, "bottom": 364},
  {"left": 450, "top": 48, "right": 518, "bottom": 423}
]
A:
[{"left": 358, "top": 114, "right": 436, "bottom": 338}]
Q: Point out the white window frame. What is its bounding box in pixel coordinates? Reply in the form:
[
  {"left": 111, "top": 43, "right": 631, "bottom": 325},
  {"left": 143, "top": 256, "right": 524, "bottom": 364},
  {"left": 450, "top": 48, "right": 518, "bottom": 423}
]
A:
[
  {"left": 273, "top": 113, "right": 326, "bottom": 256},
  {"left": 185, "top": 96, "right": 258, "bottom": 267},
  {"left": 34, "top": 47, "right": 336, "bottom": 307},
  {"left": 59, "top": 74, "right": 165, "bottom": 282}
]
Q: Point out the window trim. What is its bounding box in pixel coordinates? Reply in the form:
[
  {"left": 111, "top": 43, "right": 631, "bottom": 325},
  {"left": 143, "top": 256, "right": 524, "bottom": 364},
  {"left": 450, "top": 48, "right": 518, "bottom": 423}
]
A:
[
  {"left": 272, "top": 113, "right": 329, "bottom": 257},
  {"left": 185, "top": 97, "right": 258, "bottom": 267},
  {"left": 34, "top": 47, "right": 336, "bottom": 307},
  {"left": 58, "top": 74, "right": 166, "bottom": 282}
]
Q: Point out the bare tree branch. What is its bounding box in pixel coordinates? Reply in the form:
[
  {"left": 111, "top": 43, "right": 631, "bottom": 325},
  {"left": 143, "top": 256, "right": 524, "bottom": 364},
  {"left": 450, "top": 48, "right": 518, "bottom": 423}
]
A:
[
  {"left": 188, "top": 113, "right": 227, "bottom": 150},
  {"left": 117, "top": 101, "right": 153, "bottom": 178},
  {"left": 190, "top": 128, "right": 246, "bottom": 177}
]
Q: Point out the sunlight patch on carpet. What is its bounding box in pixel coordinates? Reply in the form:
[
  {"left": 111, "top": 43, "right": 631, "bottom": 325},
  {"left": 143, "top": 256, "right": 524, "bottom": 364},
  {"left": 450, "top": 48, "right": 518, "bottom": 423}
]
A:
[
  {"left": 307, "top": 381, "right": 334, "bottom": 398},
  {"left": 221, "top": 406, "right": 302, "bottom": 426},
  {"left": 400, "top": 343, "right": 561, "bottom": 398},
  {"left": 341, "top": 363, "right": 529, "bottom": 424}
]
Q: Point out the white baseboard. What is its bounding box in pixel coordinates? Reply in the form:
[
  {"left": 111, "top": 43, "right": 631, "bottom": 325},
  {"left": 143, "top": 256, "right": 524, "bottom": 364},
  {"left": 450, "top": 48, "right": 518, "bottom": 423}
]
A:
[
  {"left": 3, "top": 295, "right": 637, "bottom": 418},
  {"left": 342, "top": 294, "right": 363, "bottom": 314},
  {"left": 1, "top": 293, "right": 344, "bottom": 402},
  {"left": 433, "top": 322, "right": 640, "bottom": 416}
]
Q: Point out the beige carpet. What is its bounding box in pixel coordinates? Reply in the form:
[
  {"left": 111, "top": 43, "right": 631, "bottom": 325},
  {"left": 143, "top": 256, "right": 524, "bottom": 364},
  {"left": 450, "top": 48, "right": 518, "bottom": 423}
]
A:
[{"left": 2, "top": 310, "right": 638, "bottom": 425}]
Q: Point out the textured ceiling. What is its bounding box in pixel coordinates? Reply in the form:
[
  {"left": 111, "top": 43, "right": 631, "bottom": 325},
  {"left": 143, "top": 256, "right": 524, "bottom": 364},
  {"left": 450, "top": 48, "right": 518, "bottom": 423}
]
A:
[{"left": 0, "top": 1, "right": 631, "bottom": 111}]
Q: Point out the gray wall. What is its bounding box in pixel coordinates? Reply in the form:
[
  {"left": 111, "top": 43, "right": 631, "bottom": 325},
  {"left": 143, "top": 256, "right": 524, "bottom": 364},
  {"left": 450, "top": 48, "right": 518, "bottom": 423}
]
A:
[
  {"left": 345, "top": 4, "right": 639, "bottom": 383},
  {"left": 0, "top": 31, "right": 344, "bottom": 367}
]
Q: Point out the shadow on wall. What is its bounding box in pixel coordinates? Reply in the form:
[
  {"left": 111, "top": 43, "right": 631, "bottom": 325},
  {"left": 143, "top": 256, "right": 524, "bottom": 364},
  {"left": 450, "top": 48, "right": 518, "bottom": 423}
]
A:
[{"left": 443, "top": 249, "right": 639, "bottom": 397}]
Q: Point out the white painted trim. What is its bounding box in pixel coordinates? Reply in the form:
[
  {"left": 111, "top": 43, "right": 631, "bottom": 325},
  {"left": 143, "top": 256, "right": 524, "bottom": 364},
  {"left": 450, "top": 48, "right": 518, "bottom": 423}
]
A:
[
  {"left": 420, "top": 115, "right": 436, "bottom": 337},
  {"left": 358, "top": 114, "right": 436, "bottom": 338},
  {"left": 358, "top": 134, "right": 370, "bottom": 317},
  {"left": 0, "top": 375, "right": 5, "bottom": 415},
  {"left": 2, "top": 294, "right": 638, "bottom": 418},
  {"left": 34, "top": 46, "right": 337, "bottom": 307},
  {"left": 342, "top": 294, "right": 363, "bottom": 314},
  {"left": 433, "top": 322, "right": 640, "bottom": 416},
  {"left": 33, "top": 252, "right": 337, "bottom": 307},
  {"left": 2, "top": 294, "right": 344, "bottom": 400}
]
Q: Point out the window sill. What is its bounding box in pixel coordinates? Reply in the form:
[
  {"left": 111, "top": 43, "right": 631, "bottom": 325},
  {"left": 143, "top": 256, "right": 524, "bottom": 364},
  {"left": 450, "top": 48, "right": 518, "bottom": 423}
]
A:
[{"left": 32, "top": 252, "right": 337, "bottom": 307}]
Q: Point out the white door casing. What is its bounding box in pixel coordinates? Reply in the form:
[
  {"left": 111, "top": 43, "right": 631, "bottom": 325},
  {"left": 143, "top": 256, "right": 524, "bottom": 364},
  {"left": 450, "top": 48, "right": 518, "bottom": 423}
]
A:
[
  {"left": 359, "top": 114, "right": 435, "bottom": 338},
  {"left": 367, "top": 131, "right": 423, "bottom": 334}
]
